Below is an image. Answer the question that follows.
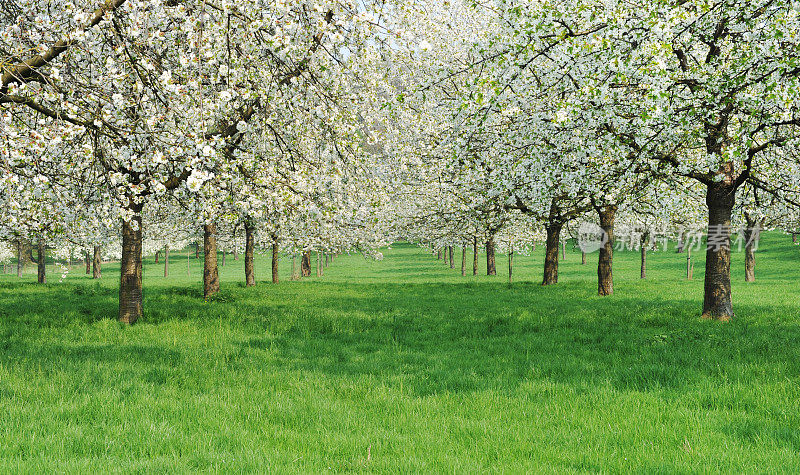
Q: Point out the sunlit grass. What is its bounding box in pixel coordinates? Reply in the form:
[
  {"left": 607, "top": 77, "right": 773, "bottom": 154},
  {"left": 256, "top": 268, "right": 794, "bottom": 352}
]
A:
[{"left": 0, "top": 234, "right": 799, "bottom": 471}]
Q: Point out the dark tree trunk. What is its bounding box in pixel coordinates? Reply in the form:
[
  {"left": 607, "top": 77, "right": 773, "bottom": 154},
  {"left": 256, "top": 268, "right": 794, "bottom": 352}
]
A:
[
  {"left": 461, "top": 246, "right": 466, "bottom": 276},
  {"left": 744, "top": 215, "right": 763, "bottom": 283},
  {"left": 301, "top": 251, "right": 312, "bottom": 277},
  {"left": 271, "top": 239, "right": 279, "bottom": 284},
  {"left": 640, "top": 232, "right": 649, "bottom": 279},
  {"left": 233, "top": 249, "right": 238, "bottom": 261},
  {"left": 164, "top": 244, "right": 169, "bottom": 278},
  {"left": 437, "top": 249, "right": 442, "bottom": 260},
  {"left": 448, "top": 246, "right": 454, "bottom": 269},
  {"left": 702, "top": 183, "right": 735, "bottom": 320},
  {"left": 486, "top": 238, "right": 496, "bottom": 275},
  {"left": 155, "top": 251, "right": 160, "bottom": 264},
  {"left": 444, "top": 247, "right": 449, "bottom": 266},
  {"left": 36, "top": 241, "right": 46, "bottom": 284},
  {"left": 119, "top": 205, "right": 143, "bottom": 324},
  {"left": 596, "top": 205, "right": 617, "bottom": 296},
  {"left": 221, "top": 251, "right": 226, "bottom": 267},
  {"left": 472, "top": 237, "right": 478, "bottom": 275},
  {"left": 245, "top": 222, "right": 256, "bottom": 287},
  {"left": 317, "top": 251, "right": 323, "bottom": 277},
  {"left": 92, "top": 245, "right": 102, "bottom": 279},
  {"left": 17, "top": 241, "right": 22, "bottom": 278},
  {"left": 543, "top": 223, "right": 562, "bottom": 285},
  {"left": 508, "top": 244, "right": 513, "bottom": 283},
  {"left": 325, "top": 252, "right": 330, "bottom": 267},
  {"left": 203, "top": 223, "right": 220, "bottom": 298},
  {"left": 85, "top": 251, "right": 91, "bottom": 274},
  {"left": 581, "top": 251, "right": 586, "bottom": 265}
]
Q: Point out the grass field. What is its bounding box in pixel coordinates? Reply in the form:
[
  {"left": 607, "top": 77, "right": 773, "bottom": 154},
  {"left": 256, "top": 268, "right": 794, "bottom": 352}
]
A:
[{"left": 1, "top": 234, "right": 799, "bottom": 472}]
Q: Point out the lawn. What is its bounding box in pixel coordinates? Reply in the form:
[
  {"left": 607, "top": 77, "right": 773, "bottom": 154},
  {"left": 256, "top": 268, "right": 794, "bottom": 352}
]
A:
[{"left": 1, "top": 235, "right": 799, "bottom": 472}]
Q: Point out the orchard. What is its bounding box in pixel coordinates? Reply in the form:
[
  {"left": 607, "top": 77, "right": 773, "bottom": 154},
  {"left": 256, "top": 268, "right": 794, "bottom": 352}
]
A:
[{"left": 1, "top": 0, "right": 800, "bottom": 471}]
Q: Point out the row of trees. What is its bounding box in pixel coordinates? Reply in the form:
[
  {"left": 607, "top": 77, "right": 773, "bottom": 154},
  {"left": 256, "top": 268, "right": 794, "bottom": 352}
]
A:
[{"left": 2, "top": 0, "right": 800, "bottom": 323}]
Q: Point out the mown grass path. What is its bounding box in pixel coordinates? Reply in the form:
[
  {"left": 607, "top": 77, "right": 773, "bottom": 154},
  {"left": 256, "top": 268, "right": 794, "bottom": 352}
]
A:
[{"left": 1, "top": 236, "right": 799, "bottom": 471}]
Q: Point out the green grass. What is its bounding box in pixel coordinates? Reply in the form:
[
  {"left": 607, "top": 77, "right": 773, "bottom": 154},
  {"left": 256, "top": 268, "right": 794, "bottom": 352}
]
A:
[{"left": 1, "top": 234, "right": 799, "bottom": 472}]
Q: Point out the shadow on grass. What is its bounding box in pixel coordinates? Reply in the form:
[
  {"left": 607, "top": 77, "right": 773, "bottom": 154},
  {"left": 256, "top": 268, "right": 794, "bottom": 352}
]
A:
[{"left": 2, "top": 280, "right": 800, "bottom": 401}]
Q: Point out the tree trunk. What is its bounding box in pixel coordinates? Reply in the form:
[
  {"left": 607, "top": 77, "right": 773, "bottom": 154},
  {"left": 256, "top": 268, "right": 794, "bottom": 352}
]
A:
[
  {"left": 561, "top": 240, "right": 566, "bottom": 260},
  {"left": 793, "top": 233, "right": 798, "bottom": 244},
  {"left": 85, "top": 251, "right": 91, "bottom": 274},
  {"left": 472, "top": 237, "right": 478, "bottom": 276},
  {"left": 317, "top": 251, "right": 323, "bottom": 277},
  {"left": 291, "top": 254, "right": 299, "bottom": 281},
  {"left": 744, "top": 215, "right": 763, "bottom": 283},
  {"left": 36, "top": 241, "right": 46, "bottom": 284},
  {"left": 437, "top": 249, "right": 442, "bottom": 260},
  {"left": 16, "top": 241, "right": 22, "bottom": 278},
  {"left": 155, "top": 250, "right": 160, "bottom": 264},
  {"left": 581, "top": 251, "right": 586, "bottom": 265},
  {"left": 301, "top": 251, "right": 312, "bottom": 277},
  {"left": 195, "top": 242, "right": 200, "bottom": 259},
  {"left": 508, "top": 244, "right": 513, "bottom": 283},
  {"left": 245, "top": 222, "right": 256, "bottom": 287},
  {"left": 119, "top": 205, "right": 143, "bottom": 324},
  {"left": 702, "top": 183, "right": 735, "bottom": 320},
  {"left": 203, "top": 223, "right": 220, "bottom": 298},
  {"left": 640, "top": 232, "right": 649, "bottom": 279},
  {"left": 221, "top": 251, "right": 226, "bottom": 267},
  {"left": 448, "top": 246, "right": 454, "bottom": 269},
  {"left": 233, "top": 249, "right": 238, "bottom": 261},
  {"left": 543, "top": 223, "right": 562, "bottom": 285},
  {"left": 687, "top": 247, "right": 693, "bottom": 280},
  {"left": 325, "top": 252, "right": 330, "bottom": 267},
  {"left": 597, "top": 205, "right": 617, "bottom": 296},
  {"left": 461, "top": 246, "right": 466, "bottom": 277},
  {"left": 486, "top": 238, "right": 496, "bottom": 276},
  {"left": 164, "top": 244, "right": 169, "bottom": 278},
  {"left": 271, "top": 239, "right": 279, "bottom": 284},
  {"left": 92, "top": 245, "right": 102, "bottom": 279}
]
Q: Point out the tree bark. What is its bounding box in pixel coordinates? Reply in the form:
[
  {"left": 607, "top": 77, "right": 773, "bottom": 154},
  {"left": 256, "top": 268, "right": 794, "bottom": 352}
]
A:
[
  {"left": 164, "top": 244, "right": 169, "bottom": 278},
  {"left": 486, "top": 238, "right": 496, "bottom": 276},
  {"left": 472, "top": 237, "right": 478, "bottom": 275},
  {"left": 92, "top": 245, "right": 102, "bottom": 279},
  {"left": 245, "top": 222, "right": 256, "bottom": 287},
  {"left": 317, "top": 251, "right": 323, "bottom": 277},
  {"left": 16, "top": 241, "right": 22, "bottom": 278},
  {"left": 301, "top": 251, "right": 312, "bottom": 277},
  {"left": 437, "top": 249, "right": 442, "bottom": 260},
  {"left": 640, "top": 232, "right": 649, "bottom": 279},
  {"left": 36, "top": 240, "right": 46, "bottom": 284},
  {"left": 461, "top": 246, "right": 466, "bottom": 276},
  {"left": 85, "top": 251, "right": 91, "bottom": 274},
  {"left": 221, "top": 251, "right": 226, "bottom": 267},
  {"left": 508, "top": 244, "right": 513, "bottom": 283},
  {"left": 119, "top": 205, "right": 143, "bottom": 324},
  {"left": 271, "top": 239, "right": 279, "bottom": 284},
  {"left": 543, "top": 223, "right": 562, "bottom": 285},
  {"left": 448, "top": 246, "right": 454, "bottom": 269},
  {"left": 702, "top": 183, "right": 735, "bottom": 320},
  {"left": 203, "top": 223, "right": 220, "bottom": 298},
  {"left": 596, "top": 205, "right": 617, "bottom": 296},
  {"left": 155, "top": 250, "right": 160, "bottom": 264},
  {"left": 291, "top": 254, "right": 299, "bottom": 280},
  {"left": 687, "top": 247, "right": 693, "bottom": 280},
  {"left": 561, "top": 240, "right": 566, "bottom": 260},
  {"left": 581, "top": 251, "right": 586, "bottom": 265}
]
